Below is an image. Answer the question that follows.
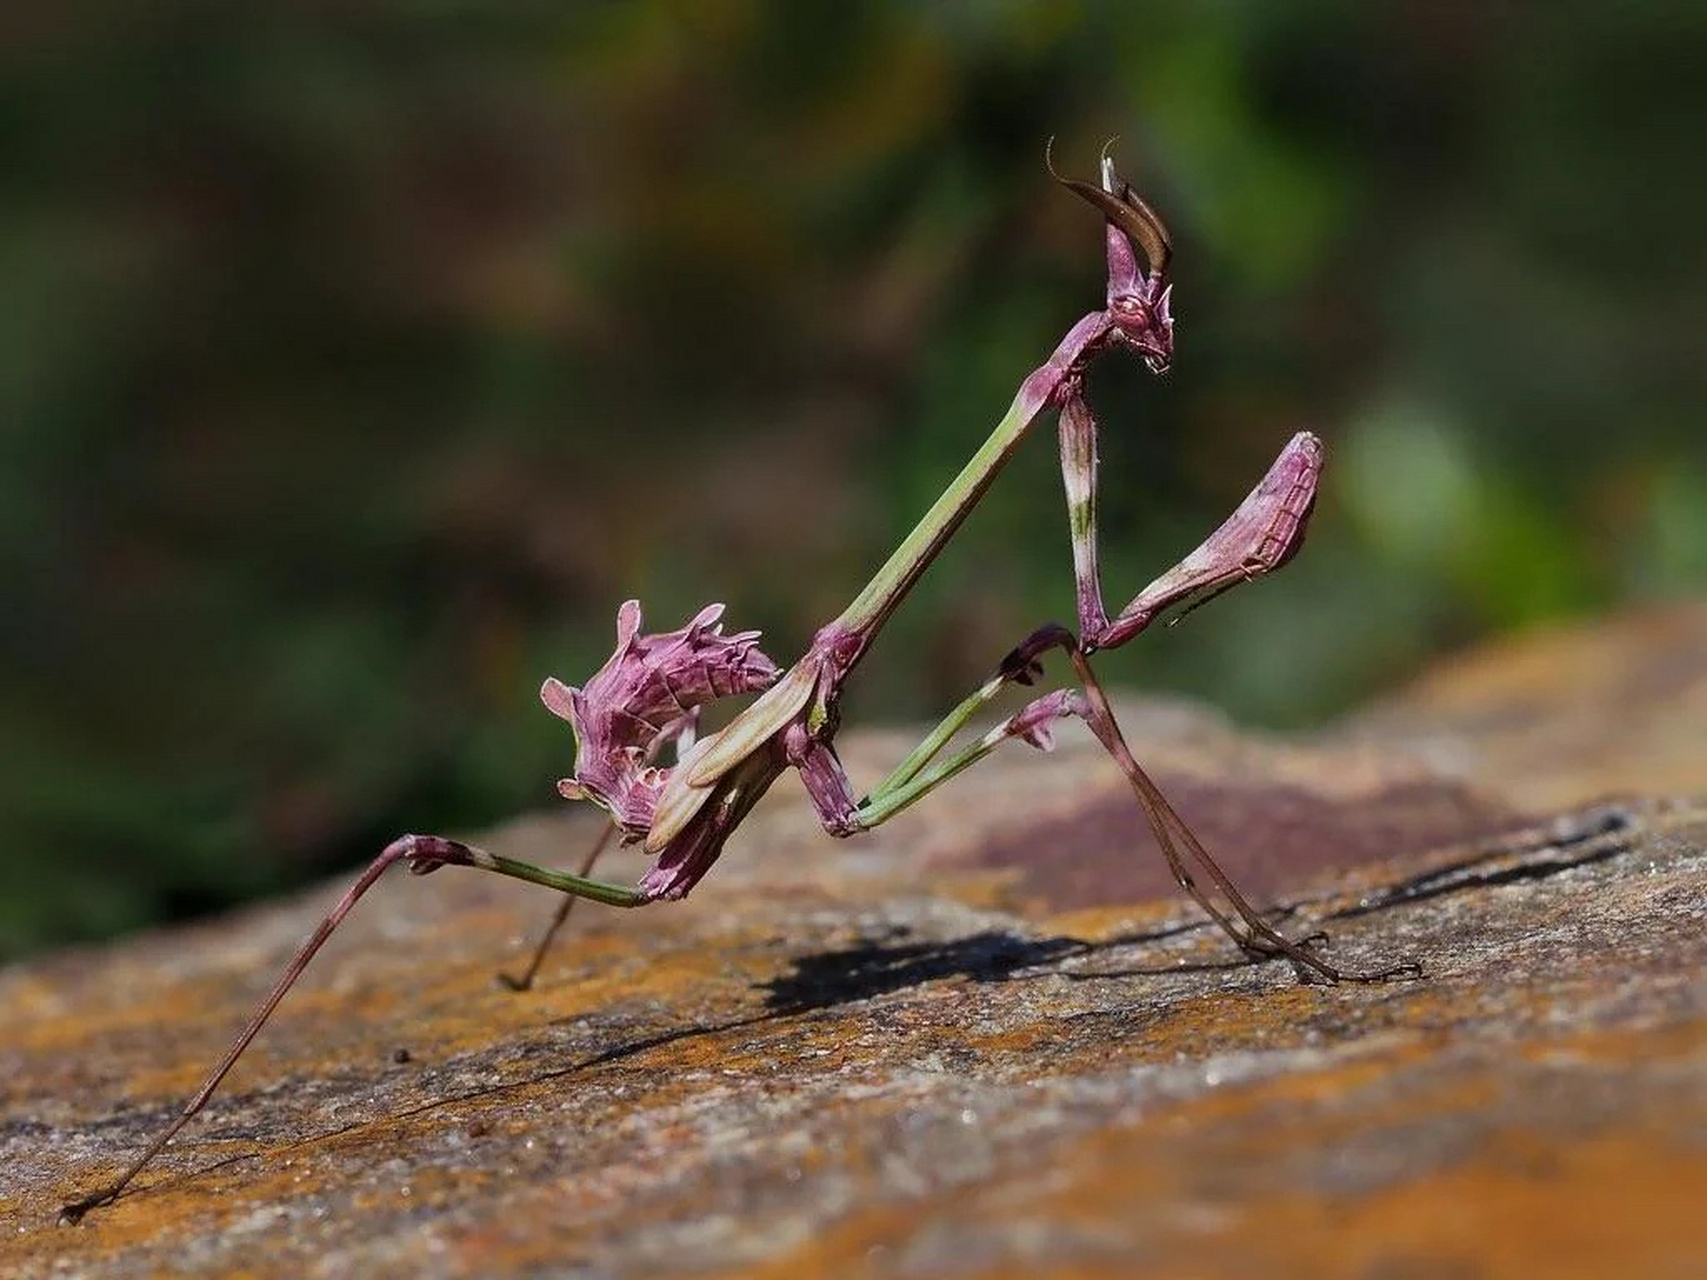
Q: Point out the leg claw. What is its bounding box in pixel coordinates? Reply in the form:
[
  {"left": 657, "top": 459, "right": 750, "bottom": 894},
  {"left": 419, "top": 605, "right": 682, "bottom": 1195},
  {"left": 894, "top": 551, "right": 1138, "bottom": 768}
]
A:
[{"left": 1237, "top": 927, "right": 1420, "bottom": 985}]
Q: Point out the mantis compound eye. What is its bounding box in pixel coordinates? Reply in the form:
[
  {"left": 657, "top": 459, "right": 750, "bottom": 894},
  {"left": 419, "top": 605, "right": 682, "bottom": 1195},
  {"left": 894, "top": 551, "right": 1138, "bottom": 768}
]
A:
[{"left": 1108, "top": 295, "right": 1171, "bottom": 372}]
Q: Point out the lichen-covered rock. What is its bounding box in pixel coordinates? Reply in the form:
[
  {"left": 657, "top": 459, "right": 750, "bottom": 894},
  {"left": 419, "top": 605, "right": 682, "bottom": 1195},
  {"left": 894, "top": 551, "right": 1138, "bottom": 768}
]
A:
[{"left": 3, "top": 603, "right": 1704, "bottom": 1279}]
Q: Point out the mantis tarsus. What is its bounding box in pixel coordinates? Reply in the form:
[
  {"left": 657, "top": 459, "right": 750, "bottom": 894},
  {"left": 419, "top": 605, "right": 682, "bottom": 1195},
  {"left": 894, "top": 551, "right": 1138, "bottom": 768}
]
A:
[{"left": 59, "top": 148, "right": 1417, "bottom": 1224}]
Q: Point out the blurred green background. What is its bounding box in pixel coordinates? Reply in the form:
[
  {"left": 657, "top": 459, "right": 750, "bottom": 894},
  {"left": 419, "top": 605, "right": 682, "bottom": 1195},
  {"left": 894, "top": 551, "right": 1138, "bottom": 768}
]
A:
[{"left": 3, "top": 2, "right": 1702, "bottom": 958}]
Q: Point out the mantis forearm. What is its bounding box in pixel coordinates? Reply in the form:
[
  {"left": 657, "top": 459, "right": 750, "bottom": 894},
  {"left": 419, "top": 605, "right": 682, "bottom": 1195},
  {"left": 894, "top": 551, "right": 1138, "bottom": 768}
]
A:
[{"left": 1061, "top": 405, "right": 1326, "bottom": 653}]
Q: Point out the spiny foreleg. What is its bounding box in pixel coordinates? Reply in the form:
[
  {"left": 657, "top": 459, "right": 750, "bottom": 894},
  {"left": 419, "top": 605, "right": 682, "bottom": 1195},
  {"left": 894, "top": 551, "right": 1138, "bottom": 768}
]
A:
[{"left": 1060, "top": 394, "right": 1324, "bottom": 653}]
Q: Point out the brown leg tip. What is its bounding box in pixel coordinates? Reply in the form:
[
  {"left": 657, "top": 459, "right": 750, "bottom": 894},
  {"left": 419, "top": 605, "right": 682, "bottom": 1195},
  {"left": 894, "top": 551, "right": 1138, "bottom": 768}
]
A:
[
  {"left": 57, "top": 1198, "right": 98, "bottom": 1226},
  {"left": 1350, "top": 959, "right": 1425, "bottom": 984},
  {"left": 1238, "top": 929, "right": 1422, "bottom": 987}
]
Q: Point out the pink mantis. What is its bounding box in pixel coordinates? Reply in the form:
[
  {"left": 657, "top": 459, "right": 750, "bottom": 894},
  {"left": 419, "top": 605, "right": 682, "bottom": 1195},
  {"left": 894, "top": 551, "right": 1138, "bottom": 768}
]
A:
[{"left": 60, "top": 148, "right": 1413, "bottom": 1223}]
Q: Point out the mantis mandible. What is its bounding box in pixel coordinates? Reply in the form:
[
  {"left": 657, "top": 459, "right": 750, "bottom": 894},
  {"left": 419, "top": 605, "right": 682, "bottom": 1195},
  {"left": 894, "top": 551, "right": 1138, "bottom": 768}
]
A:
[{"left": 60, "top": 147, "right": 1414, "bottom": 1223}]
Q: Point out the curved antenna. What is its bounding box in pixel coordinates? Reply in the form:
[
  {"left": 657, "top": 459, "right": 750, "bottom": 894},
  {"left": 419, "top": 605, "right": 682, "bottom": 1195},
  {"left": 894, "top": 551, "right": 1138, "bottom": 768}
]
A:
[{"left": 1045, "top": 137, "right": 1172, "bottom": 277}]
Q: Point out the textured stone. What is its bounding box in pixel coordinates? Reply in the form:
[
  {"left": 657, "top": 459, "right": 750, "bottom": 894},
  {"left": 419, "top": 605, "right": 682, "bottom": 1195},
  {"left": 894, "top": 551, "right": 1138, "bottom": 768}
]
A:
[{"left": 3, "top": 602, "right": 1705, "bottom": 1278}]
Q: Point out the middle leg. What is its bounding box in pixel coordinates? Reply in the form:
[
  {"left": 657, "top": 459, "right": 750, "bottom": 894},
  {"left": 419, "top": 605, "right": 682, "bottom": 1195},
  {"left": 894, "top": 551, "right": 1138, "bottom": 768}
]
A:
[
  {"left": 791, "top": 625, "right": 1414, "bottom": 984},
  {"left": 1059, "top": 645, "right": 1417, "bottom": 983}
]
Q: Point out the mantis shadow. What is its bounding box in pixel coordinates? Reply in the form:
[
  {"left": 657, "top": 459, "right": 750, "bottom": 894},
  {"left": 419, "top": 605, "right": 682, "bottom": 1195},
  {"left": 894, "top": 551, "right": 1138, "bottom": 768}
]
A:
[{"left": 759, "top": 917, "right": 1264, "bottom": 1014}]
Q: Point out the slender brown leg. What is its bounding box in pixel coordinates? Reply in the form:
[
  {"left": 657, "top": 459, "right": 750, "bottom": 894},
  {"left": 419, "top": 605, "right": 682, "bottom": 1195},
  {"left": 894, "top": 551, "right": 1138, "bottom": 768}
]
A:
[
  {"left": 794, "top": 621, "right": 1415, "bottom": 985},
  {"left": 497, "top": 820, "right": 618, "bottom": 991},
  {"left": 1064, "top": 646, "right": 1419, "bottom": 984},
  {"left": 59, "top": 834, "right": 646, "bottom": 1222}
]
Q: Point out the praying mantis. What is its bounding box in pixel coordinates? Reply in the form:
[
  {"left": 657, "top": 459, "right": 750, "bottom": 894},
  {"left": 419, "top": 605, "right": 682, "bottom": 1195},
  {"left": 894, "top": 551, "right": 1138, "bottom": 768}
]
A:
[{"left": 59, "top": 147, "right": 1414, "bottom": 1223}]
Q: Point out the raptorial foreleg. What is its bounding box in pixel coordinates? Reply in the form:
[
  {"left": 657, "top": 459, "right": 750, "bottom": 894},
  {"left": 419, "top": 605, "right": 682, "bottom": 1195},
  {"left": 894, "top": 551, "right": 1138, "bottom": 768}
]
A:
[{"left": 1060, "top": 394, "right": 1323, "bottom": 653}]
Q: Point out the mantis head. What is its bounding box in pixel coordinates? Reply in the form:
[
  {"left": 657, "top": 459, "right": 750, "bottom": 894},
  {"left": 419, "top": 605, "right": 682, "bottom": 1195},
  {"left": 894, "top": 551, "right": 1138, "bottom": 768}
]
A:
[{"left": 1049, "top": 144, "right": 1175, "bottom": 374}]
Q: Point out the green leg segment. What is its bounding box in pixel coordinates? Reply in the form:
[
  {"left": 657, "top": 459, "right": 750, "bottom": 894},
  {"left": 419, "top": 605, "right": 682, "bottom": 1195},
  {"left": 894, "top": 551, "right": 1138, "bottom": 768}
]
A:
[
  {"left": 433, "top": 839, "right": 648, "bottom": 907},
  {"left": 856, "top": 687, "right": 1082, "bottom": 828}
]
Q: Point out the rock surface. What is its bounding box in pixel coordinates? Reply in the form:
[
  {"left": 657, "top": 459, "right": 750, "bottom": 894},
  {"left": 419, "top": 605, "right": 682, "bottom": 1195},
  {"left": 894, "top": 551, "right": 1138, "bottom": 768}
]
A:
[{"left": 4, "top": 602, "right": 1705, "bottom": 1279}]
